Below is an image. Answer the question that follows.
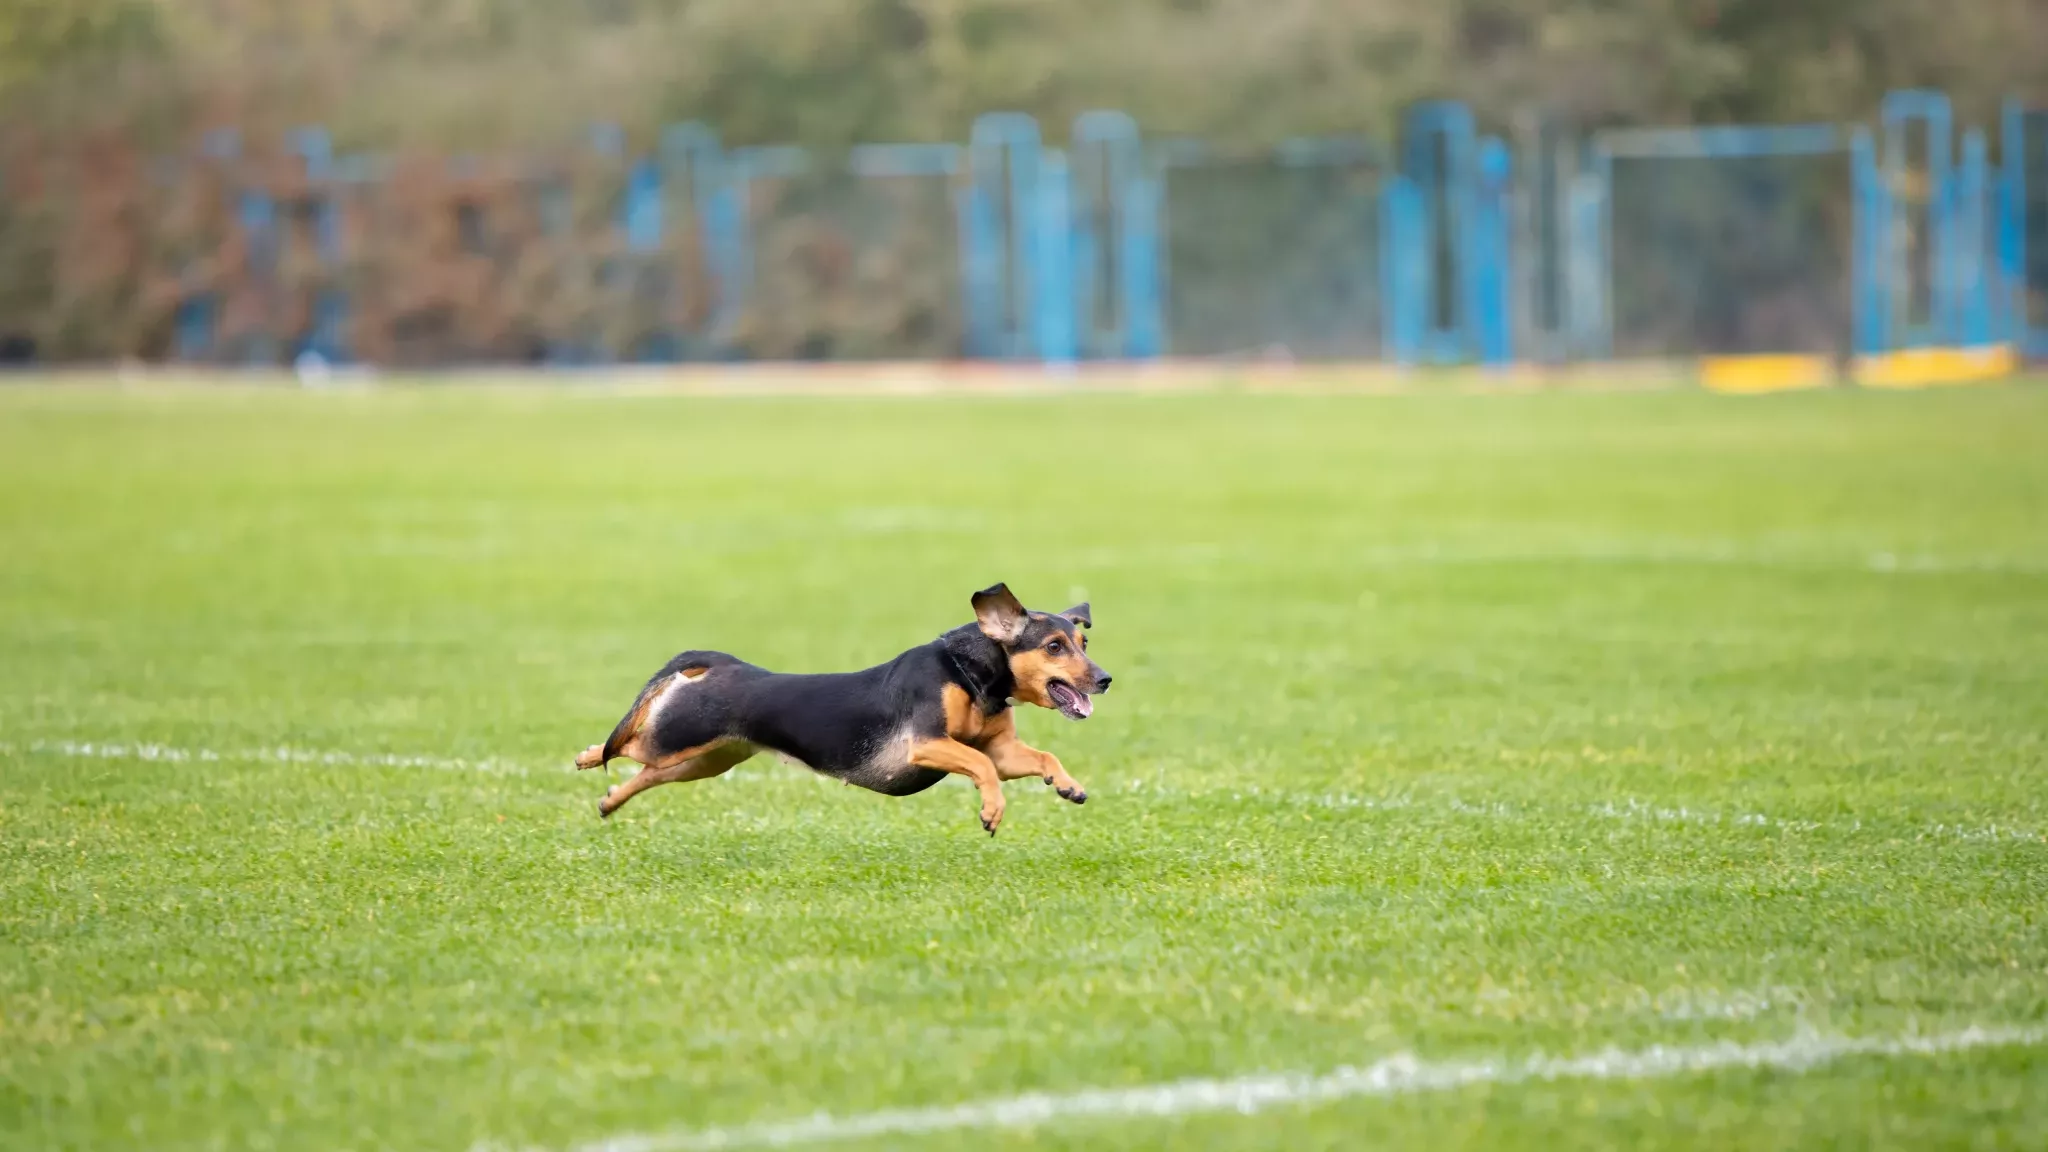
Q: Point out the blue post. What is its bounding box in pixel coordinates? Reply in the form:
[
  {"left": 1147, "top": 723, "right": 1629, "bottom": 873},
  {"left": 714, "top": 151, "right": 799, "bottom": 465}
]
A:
[
  {"left": 969, "top": 113, "right": 1044, "bottom": 359},
  {"left": 1035, "top": 149, "right": 1076, "bottom": 365},
  {"left": 1474, "top": 137, "right": 1513, "bottom": 366},
  {"left": 1402, "top": 102, "right": 1479, "bottom": 362},
  {"left": 1379, "top": 175, "right": 1425, "bottom": 366},
  {"left": 1852, "top": 128, "right": 1887, "bottom": 357}
]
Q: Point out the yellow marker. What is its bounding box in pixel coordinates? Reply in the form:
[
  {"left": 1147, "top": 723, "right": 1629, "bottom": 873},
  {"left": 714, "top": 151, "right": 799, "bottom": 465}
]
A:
[
  {"left": 1855, "top": 345, "right": 2016, "bottom": 389},
  {"left": 1698, "top": 354, "right": 1834, "bottom": 395}
]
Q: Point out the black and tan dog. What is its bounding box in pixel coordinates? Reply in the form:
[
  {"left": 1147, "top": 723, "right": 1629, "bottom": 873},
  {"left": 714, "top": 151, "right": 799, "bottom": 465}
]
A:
[{"left": 574, "top": 584, "right": 1110, "bottom": 834}]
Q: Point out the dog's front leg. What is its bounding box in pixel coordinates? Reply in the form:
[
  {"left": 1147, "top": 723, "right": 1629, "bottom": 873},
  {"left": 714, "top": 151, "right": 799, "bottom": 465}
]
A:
[
  {"left": 983, "top": 724, "right": 1086, "bottom": 805},
  {"left": 909, "top": 738, "right": 1006, "bottom": 835}
]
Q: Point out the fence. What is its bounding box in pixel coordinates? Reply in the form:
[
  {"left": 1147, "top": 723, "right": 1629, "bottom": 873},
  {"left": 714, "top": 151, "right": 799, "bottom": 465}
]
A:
[
  {"left": 1597, "top": 126, "right": 1852, "bottom": 359},
  {"left": 0, "top": 90, "right": 2043, "bottom": 371}
]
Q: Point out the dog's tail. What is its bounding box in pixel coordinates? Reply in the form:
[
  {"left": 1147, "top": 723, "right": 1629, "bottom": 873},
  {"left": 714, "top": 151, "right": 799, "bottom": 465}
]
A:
[
  {"left": 589, "top": 650, "right": 741, "bottom": 768},
  {"left": 593, "top": 678, "right": 664, "bottom": 768}
]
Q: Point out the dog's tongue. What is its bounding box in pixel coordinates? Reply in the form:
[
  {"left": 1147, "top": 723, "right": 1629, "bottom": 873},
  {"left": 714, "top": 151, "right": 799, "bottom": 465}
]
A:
[{"left": 1051, "top": 681, "right": 1093, "bottom": 718}]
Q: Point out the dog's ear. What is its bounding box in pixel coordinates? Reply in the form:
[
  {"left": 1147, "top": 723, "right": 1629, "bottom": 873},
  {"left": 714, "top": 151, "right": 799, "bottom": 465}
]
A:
[
  {"left": 972, "top": 583, "right": 1028, "bottom": 643},
  {"left": 1060, "top": 602, "right": 1092, "bottom": 630}
]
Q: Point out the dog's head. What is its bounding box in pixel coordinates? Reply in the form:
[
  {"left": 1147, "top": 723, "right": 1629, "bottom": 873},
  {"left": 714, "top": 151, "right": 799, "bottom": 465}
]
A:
[{"left": 971, "top": 583, "right": 1111, "bottom": 720}]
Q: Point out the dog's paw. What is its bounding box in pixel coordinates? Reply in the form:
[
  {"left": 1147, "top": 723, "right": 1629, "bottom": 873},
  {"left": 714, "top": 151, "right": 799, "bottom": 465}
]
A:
[
  {"left": 597, "top": 788, "right": 617, "bottom": 819},
  {"left": 575, "top": 744, "right": 606, "bottom": 771},
  {"left": 1056, "top": 785, "right": 1088, "bottom": 805},
  {"left": 979, "top": 801, "right": 1005, "bottom": 836}
]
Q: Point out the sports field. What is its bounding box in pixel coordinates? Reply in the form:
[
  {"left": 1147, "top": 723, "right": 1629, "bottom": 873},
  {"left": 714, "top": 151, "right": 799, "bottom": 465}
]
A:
[{"left": 2, "top": 380, "right": 2045, "bottom": 1150}]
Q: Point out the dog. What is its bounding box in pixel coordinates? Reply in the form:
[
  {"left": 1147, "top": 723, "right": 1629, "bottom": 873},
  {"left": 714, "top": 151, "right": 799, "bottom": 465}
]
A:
[{"left": 574, "top": 584, "right": 1111, "bottom": 834}]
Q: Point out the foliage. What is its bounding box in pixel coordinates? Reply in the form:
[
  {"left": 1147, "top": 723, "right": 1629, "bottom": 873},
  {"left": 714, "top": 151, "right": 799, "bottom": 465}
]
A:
[{"left": 7, "top": 0, "right": 2045, "bottom": 148}]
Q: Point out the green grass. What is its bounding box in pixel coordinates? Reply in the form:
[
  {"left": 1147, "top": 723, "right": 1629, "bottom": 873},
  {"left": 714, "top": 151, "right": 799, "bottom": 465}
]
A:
[{"left": 2, "top": 381, "right": 2045, "bottom": 1151}]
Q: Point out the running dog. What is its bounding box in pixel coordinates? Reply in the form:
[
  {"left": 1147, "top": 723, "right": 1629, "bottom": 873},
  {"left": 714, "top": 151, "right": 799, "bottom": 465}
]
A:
[{"left": 575, "top": 584, "right": 1110, "bottom": 834}]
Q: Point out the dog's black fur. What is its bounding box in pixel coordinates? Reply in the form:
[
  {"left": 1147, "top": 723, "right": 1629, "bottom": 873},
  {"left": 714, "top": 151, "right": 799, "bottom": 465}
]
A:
[{"left": 575, "top": 584, "right": 1110, "bottom": 834}]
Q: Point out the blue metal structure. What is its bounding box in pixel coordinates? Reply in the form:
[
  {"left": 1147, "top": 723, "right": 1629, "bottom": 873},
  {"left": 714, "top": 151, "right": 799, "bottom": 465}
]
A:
[
  {"left": 966, "top": 113, "right": 1043, "bottom": 360},
  {"left": 1400, "top": 102, "right": 1480, "bottom": 363},
  {"left": 1157, "top": 133, "right": 1386, "bottom": 361},
  {"left": 1849, "top": 90, "right": 2007, "bottom": 355},
  {"left": 1853, "top": 128, "right": 1884, "bottom": 357},
  {"left": 1069, "top": 111, "right": 1162, "bottom": 360},
  {"left": 1563, "top": 170, "right": 1607, "bottom": 360},
  {"left": 78, "top": 89, "right": 2045, "bottom": 369},
  {"left": 2001, "top": 98, "right": 2048, "bottom": 358},
  {"left": 1034, "top": 146, "right": 1075, "bottom": 365},
  {"left": 1378, "top": 175, "right": 1425, "bottom": 365},
  {"left": 1472, "top": 138, "right": 1513, "bottom": 365},
  {"left": 1879, "top": 90, "right": 1954, "bottom": 350},
  {"left": 1591, "top": 122, "right": 1850, "bottom": 359}
]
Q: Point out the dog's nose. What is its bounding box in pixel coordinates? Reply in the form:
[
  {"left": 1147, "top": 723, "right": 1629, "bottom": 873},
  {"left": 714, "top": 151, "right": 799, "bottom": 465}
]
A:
[{"left": 1094, "top": 673, "right": 1113, "bottom": 693}]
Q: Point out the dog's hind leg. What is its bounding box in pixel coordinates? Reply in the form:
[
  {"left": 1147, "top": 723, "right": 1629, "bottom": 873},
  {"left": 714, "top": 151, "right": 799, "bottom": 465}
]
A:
[
  {"left": 598, "top": 740, "right": 755, "bottom": 819},
  {"left": 577, "top": 665, "right": 717, "bottom": 772}
]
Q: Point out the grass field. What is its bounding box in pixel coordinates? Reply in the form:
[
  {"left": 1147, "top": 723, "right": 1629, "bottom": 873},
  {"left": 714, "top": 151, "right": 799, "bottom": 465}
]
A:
[{"left": 2, "top": 380, "right": 2046, "bottom": 1151}]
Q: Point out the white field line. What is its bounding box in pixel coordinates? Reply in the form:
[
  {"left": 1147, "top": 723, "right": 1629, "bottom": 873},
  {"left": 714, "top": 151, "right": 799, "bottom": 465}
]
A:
[
  {"left": 498, "top": 1024, "right": 2046, "bottom": 1152},
  {"left": 1164, "top": 782, "right": 2046, "bottom": 844},
  {"left": 1081, "top": 541, "right": 2048, "bottom": 577},
  {"left": 8, "top": 740, "right": 2042, "bottom": 842},
  {"left": 2, "top": 739, "right": 818, "bottom": 781},
  {"left": 3, "top": 739, "right": 538, "bottom": 776},
  {"left": 1582, "top": 798, "right": 2046, "bottom": 843},
  {"left": 1576, "top": 799, "right": 2037, "bottom": 842}
]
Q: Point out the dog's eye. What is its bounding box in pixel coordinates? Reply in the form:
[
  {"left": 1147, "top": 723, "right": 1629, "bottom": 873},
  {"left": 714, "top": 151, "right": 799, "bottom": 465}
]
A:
[{"left": 1046, "top": 640, "right": 1064, "bottom": 656}]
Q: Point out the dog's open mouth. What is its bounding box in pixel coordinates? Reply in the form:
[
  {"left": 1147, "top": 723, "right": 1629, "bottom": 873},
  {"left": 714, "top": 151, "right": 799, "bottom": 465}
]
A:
[{"left": 1046, "top": 679, "right": 1093, "bottom": 720}]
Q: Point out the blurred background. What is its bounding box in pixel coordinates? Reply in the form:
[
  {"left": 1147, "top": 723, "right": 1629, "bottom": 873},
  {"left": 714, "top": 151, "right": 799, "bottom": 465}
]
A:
[{"left": 1, "top": 0, "right": 2045, "bottom": 375}]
